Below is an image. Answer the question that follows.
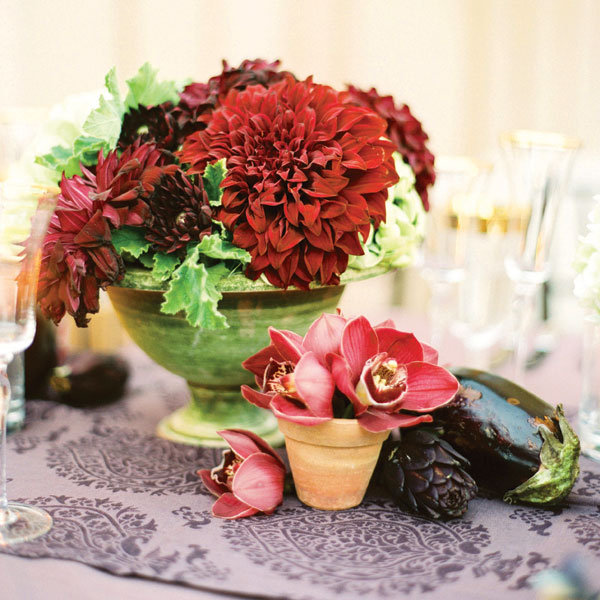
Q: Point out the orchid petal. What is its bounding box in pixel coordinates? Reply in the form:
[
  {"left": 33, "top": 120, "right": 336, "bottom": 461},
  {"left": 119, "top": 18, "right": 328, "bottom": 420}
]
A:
[
  {"left": 420, "top": 342, "right": 439, "bottom": 365},
  {"left": 375, "top": 318, "right": 396, "bottom": 329},
  {"left": 340, "top": 316, "right": 379, "bottom": 380},
  {"left": 212, "top": 492, "right": 258, "bottom": 519},
  {"left": 198, "top": 469, "right": 228, "bottom": 497},
  {"left": 217, "top": 429, "right": 283, "bottom": 465},
  {"left": 302, "top": 313, "right": 346, "bottom": 363},
  {"left": 268, "top": 327, "right": 304, "bottom": 363},
  {"left": 358, "top": 410, "right": 433, "bottom": 432},
  {"left": 270, "top": 394, "right": 332, "bottom": 425},
  {"left": 328, "top": 353, "right": 367, "bottom": 416},
  {"left": 294, "top": 351, "right": 335, "bottom": 418},
  {"left": 400, "top": 362, "right": 459, "bottom": 412},
  {"left": 375, "top": 328, "right": 424, "bottom": 363},
  {"left": 242, "top": 344, "right": 283, "bottom": 376},
  {"left": 232, "top": 453, "right": 285, "bottom": 512},
  {"left": 241, "top": 385, "right": 273, "bottom": 410}
]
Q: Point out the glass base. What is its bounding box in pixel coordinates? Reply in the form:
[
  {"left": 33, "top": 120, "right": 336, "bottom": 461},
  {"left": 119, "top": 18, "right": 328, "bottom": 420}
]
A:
[
  {"left": 0, "top": 503, "right": 52, "bottom": 546},
  {"left": 580, "top": 422, "right": 600, "bottom": 462}
]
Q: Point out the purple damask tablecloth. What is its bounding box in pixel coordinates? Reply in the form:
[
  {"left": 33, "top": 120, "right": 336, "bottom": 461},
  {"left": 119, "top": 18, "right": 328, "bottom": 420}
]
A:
[{"left": 0, "top": 312, "right": 599, "bottom": 600}]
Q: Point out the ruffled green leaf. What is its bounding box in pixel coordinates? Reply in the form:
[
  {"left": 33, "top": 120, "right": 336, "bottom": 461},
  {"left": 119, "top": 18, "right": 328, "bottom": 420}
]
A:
[
  {"left": 197, "top": 233, "right": 251, "bottom": 264},
  {"left": 151, "top": 252, "right": 181, "bottom": 281},
  {"left": 137, "top": 252, "right": 155, "bottom": 269},
  {"left": 111, "top": 226, "right": 151, "bottom": 258},
  {"left": 161, "top": 244, "right": 229, "bottom": 329},
  {"left": 83, "top": 86, "right": 125, "bottom": 149},
  {"left": 35, "top": 145, "right": 80, "bottom": 179},
  {"left": 36, "top": 136, "right": 109, "bottom": 181},
  {"left": 104, "top": 67, "right": 122, "bottom": 106},
  {"left": 125, "top": 62, "right": 179, "bottom": 110},
  {"left": 203, "top": 159, "right": 227, "bottom": 206}
]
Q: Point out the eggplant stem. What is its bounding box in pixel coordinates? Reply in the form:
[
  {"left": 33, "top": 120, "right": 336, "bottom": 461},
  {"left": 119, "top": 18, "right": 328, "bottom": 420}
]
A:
[{"left": 503, "top": 405, "right": 580, "bottom": 505}]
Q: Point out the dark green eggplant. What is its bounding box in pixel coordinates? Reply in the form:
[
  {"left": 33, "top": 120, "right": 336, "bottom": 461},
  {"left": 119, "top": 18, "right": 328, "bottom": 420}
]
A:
[
  {"left": 48, "top": 352, "right": 129, "bottom": 408},
  {"left": 433, "top": 367, "right": 580, "bottom": 506}
]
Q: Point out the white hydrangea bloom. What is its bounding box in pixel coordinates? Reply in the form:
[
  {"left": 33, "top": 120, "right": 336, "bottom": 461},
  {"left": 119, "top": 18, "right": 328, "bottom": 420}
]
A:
[
  {"left": 574, "top": 199, "right": 600, "bottom": 320},
  {"left": 349, "top": 153, "right": 425, "bottom": 270}
]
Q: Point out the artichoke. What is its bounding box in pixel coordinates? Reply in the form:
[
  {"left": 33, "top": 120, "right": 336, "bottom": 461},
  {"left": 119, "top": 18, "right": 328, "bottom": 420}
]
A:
[{"left": 378, "top": 429, "right": 478, "bottom": 520}]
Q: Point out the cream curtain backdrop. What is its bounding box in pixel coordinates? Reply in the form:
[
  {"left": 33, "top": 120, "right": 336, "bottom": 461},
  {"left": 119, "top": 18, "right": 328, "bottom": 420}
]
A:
[{"left": 1, "top": 0, "right": 599, "bottom": 158}]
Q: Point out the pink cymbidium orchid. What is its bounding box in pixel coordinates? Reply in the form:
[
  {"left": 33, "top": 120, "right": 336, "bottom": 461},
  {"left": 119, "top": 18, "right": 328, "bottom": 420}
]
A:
[
  {"left": 328, "top": 316, "right": 458, "bottom": 432},
  {"left": 198, "top": 429, "right": 285, "bottom": 519},
  {"left": 241, "top": 315, "right": 343, "bottom": 425},
  {"left": 241, "top": 312, "right": 457, "bottom": 433}
]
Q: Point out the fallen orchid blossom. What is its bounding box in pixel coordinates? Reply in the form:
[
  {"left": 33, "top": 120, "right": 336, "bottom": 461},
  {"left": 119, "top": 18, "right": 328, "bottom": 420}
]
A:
[{"left": 198, "top": 429, "right": 285, "bottom": 519}]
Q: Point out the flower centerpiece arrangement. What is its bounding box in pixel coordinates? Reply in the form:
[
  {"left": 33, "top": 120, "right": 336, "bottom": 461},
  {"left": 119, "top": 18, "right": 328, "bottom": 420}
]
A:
[
  {"left": 30, "top": 59, "right": 432, "bottom": 445},
  {"left": 34, "top": 60, "right": 430, "bottom": 330}
]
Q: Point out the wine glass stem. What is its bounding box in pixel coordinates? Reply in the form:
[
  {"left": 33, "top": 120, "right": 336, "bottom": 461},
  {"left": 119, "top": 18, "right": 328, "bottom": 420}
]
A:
[
  {"left": 511, "top": 283, "right": 538, "bottom": 383},
  {"left": 429, "top": 280, "right": 453, "bottom": 359},
  {"left": 0, "top": 360, "right": 10, "bottom": 524}
]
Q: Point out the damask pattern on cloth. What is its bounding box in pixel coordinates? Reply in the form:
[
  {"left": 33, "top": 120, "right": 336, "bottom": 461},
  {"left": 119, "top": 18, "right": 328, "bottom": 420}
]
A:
[{"left": 1, "top": 347, "right": 599, "bottom": 600}]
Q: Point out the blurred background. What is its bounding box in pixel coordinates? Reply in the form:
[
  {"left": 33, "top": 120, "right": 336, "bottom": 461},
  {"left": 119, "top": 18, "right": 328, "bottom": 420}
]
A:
[{"left": 1, "top": 0, "right": 599, "bottom": 356}]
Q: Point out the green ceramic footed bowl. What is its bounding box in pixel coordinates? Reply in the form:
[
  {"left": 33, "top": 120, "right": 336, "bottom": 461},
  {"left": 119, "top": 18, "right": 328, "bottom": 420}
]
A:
[{"left": 108, "top": 266, "right": 387, "bottom": 447}]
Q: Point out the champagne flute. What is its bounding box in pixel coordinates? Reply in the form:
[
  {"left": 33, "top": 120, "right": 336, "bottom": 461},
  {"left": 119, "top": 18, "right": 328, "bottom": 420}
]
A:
[
  {"left": 420, "top": 156, "right": 488, "bottom": 360},
  {"left": 500, "top": 130, "right": 580, "bottom": 383},
  {"left": 0, "top": 181, "right": 57, "bottom": 545}
]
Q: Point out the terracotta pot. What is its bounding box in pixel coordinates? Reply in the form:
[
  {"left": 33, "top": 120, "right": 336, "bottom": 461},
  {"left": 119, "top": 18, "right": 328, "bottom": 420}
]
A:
[{"left": 278, "top": 418, "right": 390, "bottom": 510}]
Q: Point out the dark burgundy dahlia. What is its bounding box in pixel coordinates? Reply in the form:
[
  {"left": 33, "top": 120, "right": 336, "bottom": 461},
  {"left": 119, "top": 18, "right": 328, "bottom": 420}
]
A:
[
  {"left": 175, "top": 59, "right": 292, "bottom": 139},
  {"left": 145, "top": 169, "right": 214, "bottom": 253},
  {"left": 38, "top": 141, "right": 176, "bottom": 326},
  {"left": 177, "top": 77, "right": 399, "bottom": 289},
  {"left": 119, "top": 102, "right": 181, "bottom": 152},
  {"left": 343, "top": 86, "right": 435, "bottom": 210}
]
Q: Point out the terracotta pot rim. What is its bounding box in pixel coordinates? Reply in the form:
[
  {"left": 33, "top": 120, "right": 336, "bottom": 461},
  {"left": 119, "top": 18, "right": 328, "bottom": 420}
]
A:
[{"left": 277, "top": 417, "right": 389, "bottom": 448}]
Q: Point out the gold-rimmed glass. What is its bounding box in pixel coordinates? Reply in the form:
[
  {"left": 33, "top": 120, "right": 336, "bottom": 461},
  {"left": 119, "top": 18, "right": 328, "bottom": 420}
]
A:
[
  {"left": 0, "top": 181, "right": 57, "bottom": 545},
  {"left": 500, "top": 129, "right": 580, "bottom": 383}
]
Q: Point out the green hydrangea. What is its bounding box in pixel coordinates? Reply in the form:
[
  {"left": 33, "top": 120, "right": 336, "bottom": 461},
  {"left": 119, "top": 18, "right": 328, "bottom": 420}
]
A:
[{"left": 349, "top": 153, "right": 425, "bottom": 270}]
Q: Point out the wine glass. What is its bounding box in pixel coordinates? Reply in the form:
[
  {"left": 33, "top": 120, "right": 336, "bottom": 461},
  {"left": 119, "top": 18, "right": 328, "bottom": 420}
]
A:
[
  {"left": 0, "top": 181, "right": 57, "bottom": 545},
  {"left": 420, "top": 156, "right": 489, "bottom": 361},
  {"left": 500, "top": 130, "right": 580, "bottom": 383}
]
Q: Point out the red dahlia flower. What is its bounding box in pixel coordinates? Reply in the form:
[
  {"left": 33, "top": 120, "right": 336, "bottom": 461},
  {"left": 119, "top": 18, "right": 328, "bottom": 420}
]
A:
[
  {"left": 86, "top": 140, "right": 176, "bottom": 228},
  {"left": 242, "top": 313, "right": 458, "bottom": 432},
  {"left": 343, "top": 86, "right": 435, "bottom": 211},
  {"left": 38, "top": 141, "right": 175, "bottom": 326},
  {"left": 198, "top": 429, "right": 286, "bottom": 519},
  {"left": 178, "top": 77, "right": 399, "bottom": 289},
  {"left": 37, "top": 174, "right": 124, "bottom": 326}
]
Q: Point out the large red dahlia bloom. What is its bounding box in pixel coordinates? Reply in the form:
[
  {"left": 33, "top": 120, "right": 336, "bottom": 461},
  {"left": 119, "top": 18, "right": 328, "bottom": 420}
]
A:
[
  {"left": 343, "top": 86, "right": 435, "bottom": 211},
  {"left": 38, "top": 141, "right": 175, "bottom": 326},
  {"left": 178, "top": 77, "right": 399, "bottom": 289}
]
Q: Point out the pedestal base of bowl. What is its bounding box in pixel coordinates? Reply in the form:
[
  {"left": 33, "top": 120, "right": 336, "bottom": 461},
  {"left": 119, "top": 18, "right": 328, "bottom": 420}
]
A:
[{"left": 156, "top": 384, "right": 283, "bottom": 447}]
